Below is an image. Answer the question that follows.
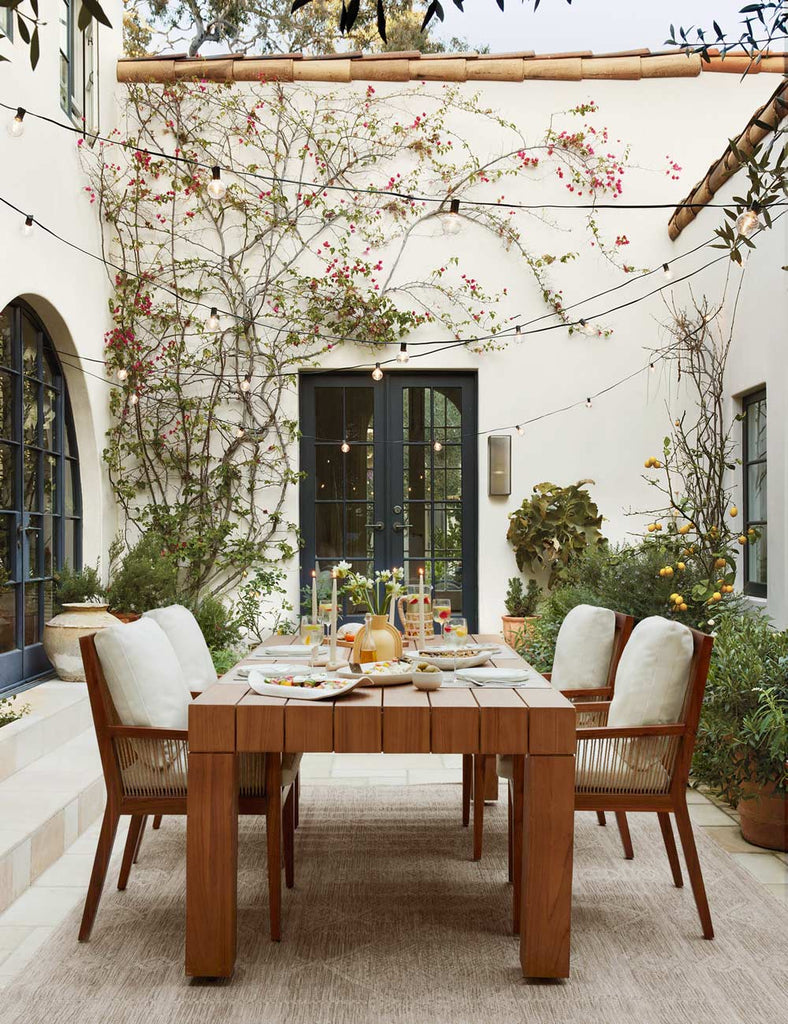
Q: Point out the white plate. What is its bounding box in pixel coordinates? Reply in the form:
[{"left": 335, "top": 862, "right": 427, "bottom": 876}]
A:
[
  {"left": 456, "top": 667, "right": 530, "bottom": 686},
  {"left": 404, "top": 647, "right": 497, "bottom": 670},
  {"left": 247, "top": 669, "right": 360, "bottom": 701},
  {"left": 336, "top": 661, "right": 413, "bottom": 684},
  {"left": 255, "top": 645, "right": 317, "bottom": 658},
  {"left": 246, "top": 663, "right": 316, "bottom": 678}
]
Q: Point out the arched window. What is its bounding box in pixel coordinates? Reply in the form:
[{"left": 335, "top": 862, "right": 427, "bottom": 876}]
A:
[{"left": 0, "top": 300, "right": 82, "bottom": 689}]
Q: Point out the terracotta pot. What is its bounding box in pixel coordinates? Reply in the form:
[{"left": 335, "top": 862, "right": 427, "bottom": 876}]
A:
[
  {"left": 738, "top": 779, "right": 788, "bottom": 851},
  {"left": 350, "top": 614, "right": 403, "bottom": 668},
  {"left": 501, "top": 614, "right": 539, "bottom": 649},
  {"left": 110, "top": 610, "right": 141, "bottom": 624},
  {"left": 43, "top": 603, "right": 119, "bottom": 681}
]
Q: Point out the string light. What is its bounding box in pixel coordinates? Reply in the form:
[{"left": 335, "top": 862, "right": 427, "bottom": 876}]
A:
[
  {"left": 433, "top": 439, "right": 443, "bottom": 452},
  {"left": 514, "top": 325, "right": 522, "bottom": 335},
  {"left": 235, "top": 426, "right": 246, "bottom": 439},
  {"left": 577, "top": 319, "right": 596, "bottom": 337},
  {"left": 372, "top": 362, "right": 383, "bottom": 381},
  {"left": 515, "top": 424, "right": 524, "bottom": 436},
  {"left": 735, "top": 206, "right": 762, "bottom": 238},
  {"left": 585, "top": 397, "right": 593, "bottom": 409},
  {"left": 129, "top": 393, "right": 139, "bottom": 406},
  {"left": 207, "top": 166, "right": 227, "bottom": 201},
  {"left": 117, "top": 367, "right": 128, "bottom": 381},
  {"left": 206, "top": 307, "right": 220, "bottom": 332},
  {"left": 662, "top": 262, "right": 673, "bottom": 281},
  {"left": 7, "top": 107, "right": 25, "bottom": 138},
  {"left": 397, "top": 342, "right": 409, "bottom": 364},
  {"left": 649, "top": 362, "right": 656, "bottom": 373},
  {"left": 340, "top": 439, "right": 350, "bottom": 453},
  {"left": 239, "top": 377, "right": 252, "bottom": 393},
  {"left": 443, "top": 197, "right": 462, "bottom": 236},
  {"left": 20, "top": 215, "right": 34, "bottom": 237}
]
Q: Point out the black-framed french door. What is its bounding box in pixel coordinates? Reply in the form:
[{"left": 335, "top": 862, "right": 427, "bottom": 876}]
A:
[
  {"left": 0, "top": 300, "right": 82, "bottom": 691},
  {"left": 299, "top": 371, "right": 478, "bottom": 629}
]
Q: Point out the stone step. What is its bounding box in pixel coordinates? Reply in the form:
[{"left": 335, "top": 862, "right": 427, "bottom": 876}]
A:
[
  {"left": 0, "top": 725, "right": 104, "bottom": 915},
  {"left": 0, "top": 681, "right": 93, "bottom": 785}
]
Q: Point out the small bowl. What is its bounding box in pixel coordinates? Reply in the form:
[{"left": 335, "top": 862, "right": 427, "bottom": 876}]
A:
[{"left": 411, "top": 668, "right": 444, "bottom": 691}]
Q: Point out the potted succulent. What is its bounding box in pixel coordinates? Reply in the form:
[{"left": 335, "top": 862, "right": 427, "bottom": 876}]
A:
[
  {"left": 693, "top": 612, "right": 788, "bottom": 851},
  {"left": 502, "top": 577, "right": 541, "bottom": 648}
]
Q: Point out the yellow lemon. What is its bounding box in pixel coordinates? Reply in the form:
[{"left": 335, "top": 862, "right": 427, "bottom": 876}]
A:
[
  {"left": 678, "top": 524, "right": 691, "bottom": 535},
  {"left": 455, "top": 626, "right": 468, "bottom": 639},
  {"left": 653, "top": 460, "right": 662, "bottom": 469},
  {"left": 662, "top": 566, "right": 674, "bottom": 577},
  {"left": 677, "top": 562, "right": 686, "bottom": 571},
  {"left": 712, "top": 592, "right": 722, "bottom": 602},
  {"left": 647, "top": 523, "right": 656, "bottom": 533},
  {"left": 674, "top": 595, "right": 683, "bottom": 605},
  {"left": 729, "top": 506, "right": 738, "bottom": 517},
  {"left": 670, "top": 593, "right": 679, "bottom": 602},
  {"left": 679, "top": 603, "right": 688, "bottom": 612},
  {"left": 654, "top": 522, "right": 663, "bottom": 531},
  {"left": 714, "top": 557, "right": 726, "bottom": 568},
  {"left": 738, "top": 535, "right": 747, "bottom": 545}
]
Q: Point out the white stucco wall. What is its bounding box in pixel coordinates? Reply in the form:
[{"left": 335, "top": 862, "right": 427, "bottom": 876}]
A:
[{"left": 2, "top": 26, "right": 785, "bottom": 632}]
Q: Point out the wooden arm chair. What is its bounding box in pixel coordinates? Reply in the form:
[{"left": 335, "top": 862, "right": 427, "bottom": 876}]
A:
[
  {"left": 499, "top": 619, "right": 714, "bottom": 938},
  {"left": 463, "top": 607, "right": 635, "bottom": 859},
  {"left": 78, "top": 631, "right": 300, "bottom": 945}
]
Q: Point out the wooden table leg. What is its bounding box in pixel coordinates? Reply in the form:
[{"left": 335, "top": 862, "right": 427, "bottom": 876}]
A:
[
  {"left": 519, "top": 753, "right": 574, "bottom": 979},
  {"left": 186, "top": 752, "right": 239, "bottom": 978}
]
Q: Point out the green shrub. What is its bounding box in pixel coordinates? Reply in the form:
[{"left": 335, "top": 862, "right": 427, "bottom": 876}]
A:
[
  {"left": 106, "top": 532, "right": 179, "bottom": 614},
  {"left": 0, "top": 695, "right": 30, "bottom": 729},
  {"left": 504, "top": 577, "right": 541, "bottom": 617},
  {"left": 53, "top": 563, "right": 105, "bottom": 612},
  {"left": 191, "top": 595, "right": 241, "bottom": 651},
  {"left": 210, "top": 646, "right": 245, "bottom": 676}
]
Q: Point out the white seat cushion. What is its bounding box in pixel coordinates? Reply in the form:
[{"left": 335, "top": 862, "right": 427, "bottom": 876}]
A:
[
  {"left": 551, "top": 604, "right": 616, "bottom": 690},
  {"left": 607, "top": 616, "right": 694, "bottom": 728},
  {"left": 144, "top": 605, "right": 219, "bottom": 693},
  {"left": 94, "top": 618, "right": 192, "bottom": 730}
]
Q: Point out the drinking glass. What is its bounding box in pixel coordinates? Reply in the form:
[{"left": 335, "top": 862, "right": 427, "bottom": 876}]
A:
[
  {"left": 318, "top": 601, "right": 334, "bottom": 641},
  {"left": 443, "top": 616, "right": 468, "bottom": 677},
  {"left": 433, "top": 599, "right": 452, "bottom": 640},
  {"left": 300, "top": 615, "right": 323, "bottom": 667}
]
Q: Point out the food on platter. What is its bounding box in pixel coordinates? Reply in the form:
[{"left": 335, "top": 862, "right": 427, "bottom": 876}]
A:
[
  {"left": 260, "top": 674, "right": 346, "bottom": 690},
  {"left": 355, "top": 660, "right": 411, "bottom": 675}
]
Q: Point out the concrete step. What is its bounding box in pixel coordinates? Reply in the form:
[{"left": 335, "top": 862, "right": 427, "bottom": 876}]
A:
[
  {"left": 0, "top": 725, "right": 104, "bottom": 915},
  {"left": 0, "top": 681, "right": 93, "bottom": 784}
]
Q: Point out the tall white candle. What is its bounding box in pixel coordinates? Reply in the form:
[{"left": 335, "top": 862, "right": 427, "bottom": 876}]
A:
[
  {"left": 418, "top": 568, "right": 425, "bottom": 648},
  {"left": 311, "top": 569, "right": 318, "bottom": 621},
  {"left": 329, "top": 571, "right": 338, "bottom": 664},
  {"left": 388, "top": 568, "right": 397, "bottom": 627}
]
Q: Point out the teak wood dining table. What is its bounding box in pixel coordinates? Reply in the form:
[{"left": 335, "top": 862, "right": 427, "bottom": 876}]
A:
[{"left": 185, "top": 635, "right": 576, "bottom": 980}]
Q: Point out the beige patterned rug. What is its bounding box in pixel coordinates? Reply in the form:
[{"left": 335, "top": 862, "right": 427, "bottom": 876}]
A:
[{"left": 3, "top": 786, "right": 787, "bottom": 1024}]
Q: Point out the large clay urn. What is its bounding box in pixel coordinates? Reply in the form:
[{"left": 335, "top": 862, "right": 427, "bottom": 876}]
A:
[{"left": 43, "top": 603, "right": 119, "bottom": 681}]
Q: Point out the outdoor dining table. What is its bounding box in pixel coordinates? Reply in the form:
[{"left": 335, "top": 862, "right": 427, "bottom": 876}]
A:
[{"left": 185, "top": 634, "right": 577, "bottom": 980}]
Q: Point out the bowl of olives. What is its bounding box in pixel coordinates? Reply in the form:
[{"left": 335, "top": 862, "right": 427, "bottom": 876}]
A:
[{"left": 411, "top": 663, "right": 444, "bottom": 691}]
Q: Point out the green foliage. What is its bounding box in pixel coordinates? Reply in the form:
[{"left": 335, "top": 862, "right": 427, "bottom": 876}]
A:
[
  {"left": 504, "top": 577, "right": 540, "bottom": 618},
  {"left": 232, "top": 566, "right": 292, "bottom": 646},
  {"left": 0, "top": 694, "right": 30, "bottom": 729},
  {"left": 105, "top": 532, "right": 179, "bottom": 614},
  {"left": 506, "top": 480, "right": 605, "bottom": 589},
  {"left": 191, "top": 595, "right": 241, "bottom": 652},
  {"left": 53, "top": 563, "right": 105, "bottom": 612},
  {"left": 692, "top": 613, "right": 788, "bottom": 803},
  {"left": 210, "top": 646, "right": 245, "bottom": 677}
]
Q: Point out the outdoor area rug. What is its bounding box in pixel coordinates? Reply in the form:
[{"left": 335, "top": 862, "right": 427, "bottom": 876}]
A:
[{"left": 3, "top": 785, "right": 787, "bottom": 1024}]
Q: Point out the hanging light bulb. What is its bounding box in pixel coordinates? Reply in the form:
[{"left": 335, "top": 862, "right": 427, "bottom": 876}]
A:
[
  {"left": 117, "top": 367, "right": 128, "bottom": 381},
  {"left": 235, "top": 426, "right": 246, "bottom": 439},
  {"left": 130, "top": 393, "right": 139, "bottom": 406},
  {"left": 649, "top": 362, "right": 656, "bottom": 373},
  {"left": 433, "top": 440, "right": 443, "bottom": 452},
  {"left": 397, "top": 342, "right": 409, "bottom": 364},
  {"left": 340, "top": 439, "right": 350, "bottom": 453},
  {"left": 8, "top": 107, "right": 26, "bottom": 138},
  {"left": 239, "top": 377, "right": 252, "bottom": 394},
  {"left": 20, "top": 215, "right": 34, "bottom": 237},
  {"left": 372, "top": 362, "right": 383, "bottom": 381},
  {"left": 735, "top": 206, "right": 762, "bottom": 238},
  {"left": 514, "top": 324, "right": 522, "bottom": 335},
  {"left": 577, "top": 318, "right": 596, "bottom": 337},
  {"left": 585, "top": 397, "right": 593, "bottom": 409},
  {"left": 443, "top": 197, "right": 462, "bottom": 236},
  {"left": 515, "top": 424, "right": 524, "bottom": 436},
  {"left": 207, "top": 166, "right": 227, "bottom": 201},
  {"left": 206, "top": 307, "right": 220, "bottom": 332},
  {"left": 662, "top": 262, "right": 673, "bottom": 281}
]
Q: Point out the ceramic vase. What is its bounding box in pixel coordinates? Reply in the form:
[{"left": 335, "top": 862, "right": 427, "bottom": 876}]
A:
[
  {"left": 350, "top": 614, "right": 402, "bottom": 664},
  {"left": 43, "top": 603, "right": 119, "bottom": 681}
]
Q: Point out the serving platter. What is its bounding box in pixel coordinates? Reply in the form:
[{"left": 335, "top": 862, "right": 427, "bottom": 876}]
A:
[
  {"left": 336, "top": 660, "right": 413, "bottom": 686},
  {"left": 247, "top": 668, "right": 361, "bottom": 701},
  {"left": 403, "top": 645, "right": 499, "bottom": 671}
]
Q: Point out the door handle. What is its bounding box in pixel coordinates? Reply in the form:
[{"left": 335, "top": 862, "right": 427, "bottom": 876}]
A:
[
  {"left": 392, "top": 521, "right": 410, "bottom": 533},
  {"left": 365, "top": 521, "right": 384, "bottom": 532}
]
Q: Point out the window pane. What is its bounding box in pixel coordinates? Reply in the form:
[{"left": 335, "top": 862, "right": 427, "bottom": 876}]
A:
[
  {"left": 65, "top": 460, "right": 77, "bottom": 515},
  {"left": 0, "top": 443, "right": 15, "bottom": 510},
  {"left": 65, "top": 519, "right": 77, "bottom": 568},
  {"left": 24, "top": 582, "right": 40, "bottom": 646},
  {"left": 746, "top": 398, "right": 767, "bottom": 460},
  {"left": 22, "top": 314, "right": 39, "bottom": 378},
  {"left": 314, "top": 387, "right": 343, "bottom": 442},
  {"left": 23, "top": 377, "right": 40, "bottom": 444},
  {"left": 747, "top": 463, "right": 767, "bottom": 522},
  {"left": 747, "top": 525, "right": 767, "bottom": 587},
  {"left": 0, "top": 372, "right": 13, "bottom": 440},
  {"left": 346, "top": 504, "right": 374, "bottom": 559},
  {"left": 43, "top": 579, "right": 54, "bottom": 623},
  {"left": 42, "top": 388, "right": 57, "bottom": 448},
  {"left": 0, "top": 307, "right": 11, "bottom": 367},
  {"left": 24, "top": 448, "right": 40, "bottom": 511},
  {"left": 0, "top": 513, "right": 14, "bottom": 579},
  {"left": 315, "top": 445, "right": 341, "bottom": 500},
  {"left": 346, "top": 444, "right": 373, "bottom": 500},
  {"left": 0, "top": 585, "right": 16, "bottom": 653},
  {"left": 43, "top": 515, "right": 55, "bottom": 576},
  {"left": 315, "top": 503, "right": 342, "bottom": 559},
  {"left": 345, "top": 388, "right": 374, "bottom": 442},
  {"left": 43, "top": 455, "right": 57, "bottom": 513},
  {"left": 27, "top": 520, "right": 41, "bottom": 578},
  {"left": 404, "top": 388, "right": 428, "bottom": 442}
]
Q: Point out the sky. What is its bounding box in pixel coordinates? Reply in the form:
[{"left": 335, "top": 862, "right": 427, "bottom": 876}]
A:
[{"left": 429, "top": 0, "right": 781, "bottom": 54}]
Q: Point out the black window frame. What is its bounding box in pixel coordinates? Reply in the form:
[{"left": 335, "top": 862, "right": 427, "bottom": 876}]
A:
[
  {"left": 742, "top": 387, "right": 767, "bottom": 599},
  {"left": 60, "top": 0, "right": 100, "bottom": 135}
]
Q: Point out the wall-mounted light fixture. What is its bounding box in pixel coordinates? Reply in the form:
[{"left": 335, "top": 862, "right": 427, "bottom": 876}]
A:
[{"left": 488, "top": 435, "right": 511, "bottom": 496}]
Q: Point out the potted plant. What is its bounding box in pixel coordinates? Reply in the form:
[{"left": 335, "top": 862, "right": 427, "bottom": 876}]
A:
[
  {"left": 106, "top": 532, "right": 179, "bottom": 620},
  {"left": 502, "top": 577, "right": 541, "bottom": 648},
  {"left": 693, "top": 613, "right": 788, "bottom": 851},
  {"left": 44, "top": 564, "right": 117, "bottom": 682}
]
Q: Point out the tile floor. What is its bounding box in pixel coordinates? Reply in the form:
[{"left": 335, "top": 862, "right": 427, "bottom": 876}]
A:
[{"left": 0, "top": 753, "right": 785, "bottom": 989}]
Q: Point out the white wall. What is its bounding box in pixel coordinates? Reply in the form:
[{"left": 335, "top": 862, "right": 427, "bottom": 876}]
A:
[{"left": 0, "top": 1, "right": 123, "bottom": 572}]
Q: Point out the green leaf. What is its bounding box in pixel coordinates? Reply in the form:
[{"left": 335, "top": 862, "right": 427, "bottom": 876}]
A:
[
  {"left": 15, "top": 11, "right": 29, "bottom": 43},
  {"left": 79, "top": 0, "right": 112, "bottom": 28},
  {"left": 29, "top": 25, "right": 39, "bottom": 69}
]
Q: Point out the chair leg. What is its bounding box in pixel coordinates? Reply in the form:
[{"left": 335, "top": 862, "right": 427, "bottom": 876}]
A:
[
  {"left": 472, "top": 755, "right": 485, "bottom": 861},
  {"left": 507, "top": 785, "right": 513, "bottom": 883},
  {"left": 79, "top": 804, "right": 120, "bottom": 941},
  {"left": 615, "top": 811, "right": 634, "bottom": 859},
  {"left": 132, "top": 815, "right": 148, "bottom": 865},
  {"left": 596, "top": 810, "right": 607, "bottom": 826},
  {"left": 511, "top": 760, "right": 524, "bottom": 935},
  {"left": 283, "top": 786, "right": 295, "bottom": 890},
  {"left": 152, "top": 814, "right": 163, "bottom": 830},
  {"left": 265, "top": 755, "right": 283, "bottom": 941},
  {"left": 461, "top": 755, "right": 472, "bottom": 827},
  {"left": 117, "top": 815, "right": 145, "bottom": 891},
  {"left": 673, "top": 799, "right": 714, "bottom": 938},
  {"left": 293, "top": 774, "right": 300, "bottom": 830},
  {"left": 658, "top": 811, "right": 683, "bottom": 888}
]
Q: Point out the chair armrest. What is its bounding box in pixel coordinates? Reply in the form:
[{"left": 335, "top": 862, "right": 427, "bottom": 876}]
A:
[
  {"left": 572, "top": 700, "right": 613, "bottom": 715},
  {"left": 542, "top": 672, "right": 552, "bottom": 682},
  {"left": 109, "top": 725, "right": 189, "bottom": 741},
  {"left": 561, "top": 686, "right": 612, "bottom": 702},
  {"left": 577, "top": 723, "right": 686, "bottom": 741}
]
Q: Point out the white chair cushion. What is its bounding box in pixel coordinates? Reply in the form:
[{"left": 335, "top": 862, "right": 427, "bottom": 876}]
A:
[
  {"left": 551, "top": 604, "right": 616, "bottom": 690},
  {"left": 144, "top": 604, "right": 219, "bottom": 693},
  {"left": 607, "top": 616, "right": 694, "bottom": 728},
  {"left": 94, "top": 618, "right": 192, "bottom": 730}
]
